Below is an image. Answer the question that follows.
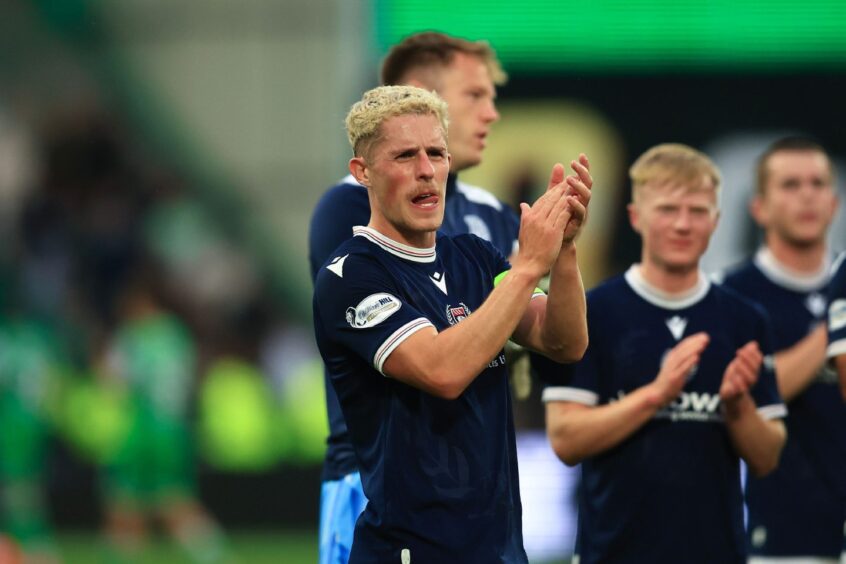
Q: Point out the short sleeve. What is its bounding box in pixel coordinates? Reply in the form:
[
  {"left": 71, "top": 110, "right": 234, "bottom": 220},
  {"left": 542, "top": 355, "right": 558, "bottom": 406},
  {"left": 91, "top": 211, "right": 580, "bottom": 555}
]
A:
[
  {"left": 308, "top": 182, "right": 371, "bottom": 282},
  {"left": 827, "top": 258, "right": 846, "bottom": 359},
  {"left": 314, "top": 253, "right": 434, "bottom": 374},
  {"left": 540, "top": 303, "right": 601, "bottom": 406}
]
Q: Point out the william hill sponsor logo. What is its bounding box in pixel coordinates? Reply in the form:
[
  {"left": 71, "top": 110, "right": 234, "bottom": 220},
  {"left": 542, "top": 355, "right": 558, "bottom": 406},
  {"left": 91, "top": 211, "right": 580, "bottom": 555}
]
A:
[{"left": 346, "top": 293, "right": 400, "bottom": 329}]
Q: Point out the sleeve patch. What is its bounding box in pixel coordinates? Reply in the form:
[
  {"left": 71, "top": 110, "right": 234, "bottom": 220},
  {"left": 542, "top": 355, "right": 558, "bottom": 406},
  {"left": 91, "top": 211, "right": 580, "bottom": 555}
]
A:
[
  {"left": 828, "top": 299, "right": 846, "bottom": 332},
  {"left": 345, "top": 293, "right": 402, "bottom": 329}
]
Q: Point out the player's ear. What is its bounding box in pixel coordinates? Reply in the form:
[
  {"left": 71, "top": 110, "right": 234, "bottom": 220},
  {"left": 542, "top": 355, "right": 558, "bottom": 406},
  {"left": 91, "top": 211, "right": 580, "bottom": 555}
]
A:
[
  {"left": 749, "top": 195, "right": 767, "bottom": 227},
  {"left": 349, "top": 156, "right": 370, "bottom": 187},
  {"left": 627, "top": 202, "right": 641, "bottom": 233},
  {"left": 405, "top": 77, "right": 428, "bottom": 91}
]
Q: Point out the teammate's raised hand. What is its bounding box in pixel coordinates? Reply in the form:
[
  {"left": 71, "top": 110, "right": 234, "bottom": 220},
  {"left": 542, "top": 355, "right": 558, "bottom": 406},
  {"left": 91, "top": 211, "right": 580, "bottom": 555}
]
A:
[
  {"left": 562, "top": 154, "right": 592, "bottom": 245},
  {"left": 513, "top": 164, "right": 572, "bottom": 278},
  {"left": 648, "top": 332, "right": 710, "bottom": 407},
  {"left": 720, "top": 341, "right": 762, "bottom": 402}
]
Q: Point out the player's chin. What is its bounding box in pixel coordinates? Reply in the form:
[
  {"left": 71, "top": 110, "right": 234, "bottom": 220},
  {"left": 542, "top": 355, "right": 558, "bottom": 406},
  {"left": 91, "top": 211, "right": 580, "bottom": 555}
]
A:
[
  {"left": 662, "top": 257, "right": 701, "bottom": 274},
  {"left": 410, "top": 214, "right": 444, "bottom": 233},
  {"left": 785, "top": 226, "right": 827, "bottom": 247}
]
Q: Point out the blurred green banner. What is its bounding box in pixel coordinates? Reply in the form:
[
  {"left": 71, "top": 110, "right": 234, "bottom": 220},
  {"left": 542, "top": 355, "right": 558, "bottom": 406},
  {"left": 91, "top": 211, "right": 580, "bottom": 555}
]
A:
[{"left": 376, "top": 0, "right": 846, "bottom": 72}]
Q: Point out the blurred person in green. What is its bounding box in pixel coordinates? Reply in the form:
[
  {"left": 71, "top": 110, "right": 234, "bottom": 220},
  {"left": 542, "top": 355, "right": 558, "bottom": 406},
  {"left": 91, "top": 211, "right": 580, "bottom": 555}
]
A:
[
  {"left": 99, "top": 271, "right": 226, "bottom": 563},
  {"left": 0, "top": 282, "right": 64, "bottom": 564}
]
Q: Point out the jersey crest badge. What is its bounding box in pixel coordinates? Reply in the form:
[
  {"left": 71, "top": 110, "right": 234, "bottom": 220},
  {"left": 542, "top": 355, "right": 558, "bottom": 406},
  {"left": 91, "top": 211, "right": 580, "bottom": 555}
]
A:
[{"left": 446, "top": 303, "right": 471, "bottom": 325}]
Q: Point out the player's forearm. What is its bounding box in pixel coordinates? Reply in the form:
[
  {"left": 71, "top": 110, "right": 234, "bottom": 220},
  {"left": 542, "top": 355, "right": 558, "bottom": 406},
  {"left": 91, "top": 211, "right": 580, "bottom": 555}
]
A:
[
  {"left": 546, "top": 385, "right": 661, "bottom": 466},
  {"left": 723, "top": 394, "right": 786, "bottom": 477},
  {"left": 408, "top": 265, "right": 542, "bottom": 399},
  {"left": 537, "top": 244, "right": 588, "bottom": 362},
  {"left": 774, "top": 324, "right": 826, "bottom": 401}
]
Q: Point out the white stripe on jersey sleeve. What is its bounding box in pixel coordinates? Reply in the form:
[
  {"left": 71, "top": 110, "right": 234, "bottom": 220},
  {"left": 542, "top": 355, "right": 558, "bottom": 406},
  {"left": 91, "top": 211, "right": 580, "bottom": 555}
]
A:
[
  {"left": 373, "top": 318, "right": 434, "bottom": 375},
  {"left": 541, "top": 387, "right": 599, "bottom": 406},
  {"left": 749, "top": 556, "right": 839, "bottom": 563},
  {"left": 756, "top": 403, "right": 788, "bottom": 420},
  {"left": 827, "top": 339, "right": 846, "bottom": 359}
]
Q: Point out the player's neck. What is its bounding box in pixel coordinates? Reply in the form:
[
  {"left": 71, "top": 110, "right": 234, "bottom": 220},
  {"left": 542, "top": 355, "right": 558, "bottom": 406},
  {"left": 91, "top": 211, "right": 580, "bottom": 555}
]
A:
[
  {"left": 638, "top": 260, "right": 701, "bottom": 294},
  {"left": 366, "top": 220, "right": 436, "bottom": 249},
  {"left": 764, "top": 234, "right": 827, "bottom": 274}
]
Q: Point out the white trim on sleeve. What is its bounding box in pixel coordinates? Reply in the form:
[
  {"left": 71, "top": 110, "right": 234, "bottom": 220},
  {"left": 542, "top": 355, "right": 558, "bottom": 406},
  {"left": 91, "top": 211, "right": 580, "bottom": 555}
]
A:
[
  {"left": 827, "top": 339, "right": 846, "bottom": 359},
  {"left": 749, "top": 557, "right": 839, "bottom": 564},
  {"left": 756, "top": 403, "right": 788, "bottom": 420},
  {"left": 542, "top": 386, "right": 599, "bottom": 406},
  {"left": 373, "top": 318, "right": 434, "bottom": 375}
]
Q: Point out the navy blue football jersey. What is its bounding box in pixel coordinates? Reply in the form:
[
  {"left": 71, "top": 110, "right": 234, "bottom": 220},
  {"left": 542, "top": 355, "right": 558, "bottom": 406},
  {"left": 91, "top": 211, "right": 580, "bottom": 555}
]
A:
[
  {"left": 313, "top": 226, "right": 537, "bottom": 563},
  {"left": 542, "top": 266, "right": 785, "bottom": 564},
  {"left": 309, "top": 174, "right": 520, "bottom": 481},
  {"left": 722, "top": 248, "right": 846, "bottom": 558},
  {"left": 829, "top": 252, "right": 846, "bottom": 362}
]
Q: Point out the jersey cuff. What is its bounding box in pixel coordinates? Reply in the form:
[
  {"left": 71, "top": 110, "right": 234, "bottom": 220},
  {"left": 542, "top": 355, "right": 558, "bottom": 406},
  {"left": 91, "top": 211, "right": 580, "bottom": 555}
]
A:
[
  {"left": 756, "top": 403, "right": 787, "bottom": 420},
  {"left": 541, "top": 386, "right": 598, "bottom": 406},
  {"left": 531, "top": 290, "right": 546, "bottom": 300},
  {"left": 373, "top": 318, "right": 434, "bottom": 375},
  {"left": 826, "top": 338, "right": 846, "bottom": 359}
]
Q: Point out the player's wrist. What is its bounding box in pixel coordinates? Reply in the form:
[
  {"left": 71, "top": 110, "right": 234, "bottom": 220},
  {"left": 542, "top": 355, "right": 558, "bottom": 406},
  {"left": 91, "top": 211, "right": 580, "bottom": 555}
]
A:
[
  {"left": 721, "top": 392, "right": 754, "bottom": 420},
  {"left": 509, "top": 258, "right": 548, "bottom": 284},
  {"left": 642, "top": 381, "right": 671, "bottom": 410}
]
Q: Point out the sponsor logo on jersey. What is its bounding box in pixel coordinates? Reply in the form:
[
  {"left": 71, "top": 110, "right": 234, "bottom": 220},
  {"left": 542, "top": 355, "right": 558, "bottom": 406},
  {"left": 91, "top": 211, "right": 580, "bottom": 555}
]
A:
[
  {"left": 487, "top": 353, "right": 506, "bottom": 368},
  {"left": 445, "top": 303, "right": 471, "bottom": 325},
  {"left": 345, "top": 293, "right": 401, "bottom": 328},
  {"left": 614, "top": 389, "right": 722, "bottom": 422}
]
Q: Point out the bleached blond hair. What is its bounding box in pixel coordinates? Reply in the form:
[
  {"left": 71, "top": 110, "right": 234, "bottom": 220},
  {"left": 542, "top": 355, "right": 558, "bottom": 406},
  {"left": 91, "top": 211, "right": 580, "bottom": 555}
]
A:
[
  {"left": 629, "top": 143, "right": 722, "bottom": 204},
  {"left": 345, "top": 85, "right": 449, "bottom": 158}
]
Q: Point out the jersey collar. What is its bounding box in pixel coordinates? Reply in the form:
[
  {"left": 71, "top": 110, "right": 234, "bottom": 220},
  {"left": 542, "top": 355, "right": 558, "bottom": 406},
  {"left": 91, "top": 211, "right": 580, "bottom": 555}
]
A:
[
  {"left": 353, "top": 226, "right": 436, "bottom": 263},
  {"left": 625, "top": 264, "right": 711, "bottom": 310},
  {"left": 754, "top": 247, "right": 831, "bottom": 292}
]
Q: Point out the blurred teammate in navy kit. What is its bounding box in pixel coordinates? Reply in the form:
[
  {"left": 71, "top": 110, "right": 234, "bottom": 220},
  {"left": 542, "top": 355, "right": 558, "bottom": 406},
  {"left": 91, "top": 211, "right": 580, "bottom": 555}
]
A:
[
  {"left": 542, "top": 143, "right": 786, "bottom": 564},
  {"left": 313, "top": 85, "right": 591, "bottom": 562},
  {"left": 830, "top": 254, "right": 846, "bottom": 399},
  {"left": 721, "top": 137, "right": 846, "bottom": 562}
]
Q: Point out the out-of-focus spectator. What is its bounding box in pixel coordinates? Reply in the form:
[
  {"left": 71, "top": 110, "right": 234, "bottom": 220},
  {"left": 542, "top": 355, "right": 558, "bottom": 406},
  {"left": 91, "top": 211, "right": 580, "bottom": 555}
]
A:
[
  {"left": 0, "top": 278, "right": 66, "bottom": 564},
  {"left": 98, "top": 271, "right": 226, "bottom": 563}
]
